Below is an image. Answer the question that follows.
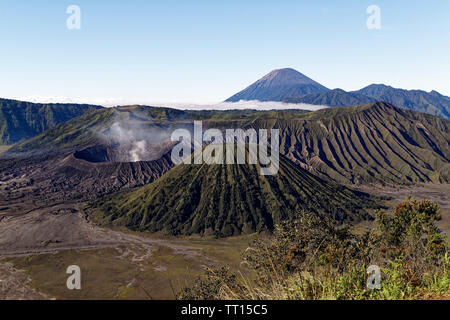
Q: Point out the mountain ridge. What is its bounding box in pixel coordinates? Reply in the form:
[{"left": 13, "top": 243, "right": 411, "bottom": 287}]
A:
[
  {"left": 352, "top": 84, "right": 450, "bottom": 119},
  {"left": 4, "top": 102, "right": 449, "bottom": 185},
  {"left": 250, "top": 102, "right": 450, "bottom": 184},
  {"left": 283, "top": 88, "right": 378, "bottom": 107},
  {"left": 225, "top": 68, "right": 450, "bottom": 119},
  {"left": 0, "top": 98, "right": 103, "bottom": 144}
]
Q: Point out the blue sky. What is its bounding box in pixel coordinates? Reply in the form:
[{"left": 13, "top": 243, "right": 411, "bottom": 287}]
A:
[{"left": 0, "top": 0, "right": 449, "bottom": 104}]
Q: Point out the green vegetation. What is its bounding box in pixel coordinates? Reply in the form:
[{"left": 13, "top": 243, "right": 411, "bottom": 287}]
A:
[
  {"left": 252, "top": 102, "right": 450, "bottom": 184},
  {"left": 5, "top": 105, "right": 310, "bottom": 156},
  {"left": 116, "top": 105, "right": 310, "bottom": 121},
  {"left": 90, "top": 152, "right": 377, "bottom": 237},
  {"left": 0, "top": 98, "right": 102, "bottom": 145},
  {"left": 178, "top": 198, "right": 449, "bottom": 300},
  {"left": 7, "top": 107, "right": 116, "bottom": 154}
]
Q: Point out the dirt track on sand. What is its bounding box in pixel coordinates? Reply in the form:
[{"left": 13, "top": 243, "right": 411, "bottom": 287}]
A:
[
  {"left": 0, "top": 202, "right": 207, "bottom": 300},
  {"left": 0, "top": 202, "right": 201, "bottom": 258}
]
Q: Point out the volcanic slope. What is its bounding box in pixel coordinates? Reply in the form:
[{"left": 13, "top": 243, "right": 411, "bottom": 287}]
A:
[
  {"left": 91, "top": 153, "right": 377, "bottom": 237},
  {"left": 251, "top": 102, "right": 450, "bottom": 185}
]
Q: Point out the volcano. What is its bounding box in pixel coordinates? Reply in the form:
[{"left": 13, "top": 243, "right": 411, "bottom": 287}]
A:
[
  {"left": 90, "top": 153, "right": 376, "bottom": 237},
  {"left": 225, "top": 68, "right": 329, "bottom": 102}
]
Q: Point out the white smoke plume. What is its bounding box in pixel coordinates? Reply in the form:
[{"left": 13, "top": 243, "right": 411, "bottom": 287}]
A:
[
  {"left": 130, "top": 140, "right": 147, "bottom": 162},
  {"left": 100, "top": 116, "right": 175, "bottom": 162}
]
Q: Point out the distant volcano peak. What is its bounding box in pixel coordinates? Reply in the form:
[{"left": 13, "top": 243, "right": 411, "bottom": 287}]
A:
[
  {"left": 225, "top": 67, "right": 329, "bottom": 102},
  {"left": 259, "top": 68, "right": 317, "bottom": 85}
]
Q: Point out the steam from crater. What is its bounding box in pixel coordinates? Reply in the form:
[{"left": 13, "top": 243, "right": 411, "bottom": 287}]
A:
[
  {"left": 130, "top": 140, "right": 147, "bottom": 162},
  {"left": 100, "top": 118, "right": 174, "bottom": 162}
]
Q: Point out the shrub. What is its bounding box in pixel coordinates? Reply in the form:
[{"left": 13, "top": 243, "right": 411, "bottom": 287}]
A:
[{"left": 178, "top": 198, "right": 449, "bottom": 300}]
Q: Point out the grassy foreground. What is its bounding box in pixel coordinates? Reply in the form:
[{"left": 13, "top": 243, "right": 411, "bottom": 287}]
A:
[{"left": 178, "top": 198, "right": 449, "bottom": 300}]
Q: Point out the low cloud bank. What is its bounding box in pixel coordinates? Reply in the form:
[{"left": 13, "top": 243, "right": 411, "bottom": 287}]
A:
[
  {"left": 153, "top": 100, "right": 327, "bottom": 111},
  {"left": 12, "top": 96, "right": 327, "bottom": 111}
]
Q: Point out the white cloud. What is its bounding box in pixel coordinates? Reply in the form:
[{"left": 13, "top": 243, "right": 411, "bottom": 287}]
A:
[
  {"left": 10, "top": 96, "right": 327, "bottom": 111},
  {"left": 151, "top": 100, "right": 327, "bottom": 111}
]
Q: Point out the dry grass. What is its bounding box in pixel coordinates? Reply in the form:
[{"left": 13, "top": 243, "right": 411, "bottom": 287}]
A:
[{"left": 3, "top": 236, "right": 250, "bottom": 300}]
